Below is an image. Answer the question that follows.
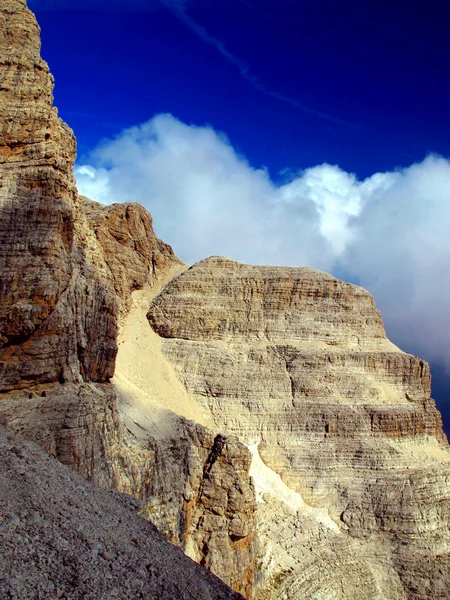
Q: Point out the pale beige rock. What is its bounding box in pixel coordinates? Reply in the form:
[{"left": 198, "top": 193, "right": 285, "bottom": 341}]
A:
[
  {"left": 147, "top": 256, "right": 450, "bottom": 599},
  {"left": 2, "top": 2, "right": 450, "bottom": 599},
  {"left": 0, "top": 1, "right": 182, "bottom": 391},
  {"left": 0, "top": 380, "right": 259, "bottom": 598},
  {"left": 83, "top": 198, "right": 184, "bottom": 319}
]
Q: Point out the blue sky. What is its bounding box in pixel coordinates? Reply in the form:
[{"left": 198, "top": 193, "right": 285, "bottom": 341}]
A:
[
  {"left": 29, "top": 0, "right": 450, "bottom": 431},
  {"left": 31, "top": 0, "right": 450, "bottom": 176}
]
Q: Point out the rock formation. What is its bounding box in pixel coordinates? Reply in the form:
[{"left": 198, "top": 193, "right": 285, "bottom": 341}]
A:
[
  {"left": 0, "top": 0, "right": 117, "bottom": 388},
  {"left": 1, "top": 1, "right": 450, "bottom": 599},
  {"left": 0, "top": 424, "right": 244, "bottom": 600},
  {"left": 147, "top": 257, "right": 450, "bottom": 598},
  {"left": 0, "top": 2, "right": 258, "bottom": 597}
]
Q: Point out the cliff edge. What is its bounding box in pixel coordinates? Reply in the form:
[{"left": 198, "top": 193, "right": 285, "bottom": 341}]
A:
[{"left": 0, "top": 2, "right": 449, "bottom": 600}]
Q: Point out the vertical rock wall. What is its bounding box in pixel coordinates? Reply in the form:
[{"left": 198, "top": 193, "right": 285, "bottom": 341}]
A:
[{"left": 0, "top": 0, "right": 117, "bottom": 389}]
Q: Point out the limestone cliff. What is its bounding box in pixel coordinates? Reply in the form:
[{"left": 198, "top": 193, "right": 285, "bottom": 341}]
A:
[
  {"left": 1, "top": 2, "right": 450, "bottom": 599},
  {"left": 147, "top": 257, "right": 450, "bottom": 599},
  {"left": 0, "top": 425, "right": 244, "bottom": 600},
  {"left": 0, "top": 2, "right": 258, "bottom": 596},
  {"left": 82, "top": 198, "right": 183, "bottom": 319},
  {"left": 0, "top": 0, "right": 117, "bottom": 388}
]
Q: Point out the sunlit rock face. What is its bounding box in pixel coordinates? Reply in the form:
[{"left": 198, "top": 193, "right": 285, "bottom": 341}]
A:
[
  {"left": 1, "top": 2, "right": 450, "bottom": 599},
  {"left": 148, "top": 256, "right": 450, "bottom": 599}
]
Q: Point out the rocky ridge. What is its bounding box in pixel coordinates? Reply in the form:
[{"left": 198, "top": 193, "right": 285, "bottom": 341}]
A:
[
  {"left": 0, "top": 1, "right": 450, "bottom": 599},
  {"left": 0, "top": 1, "right": 258, "bottom": 597},
  {"left": 147, "top": 257, "right": 450, "bottom": 598},
  {"left": 0, "top": 423, "right": 244, "bottom": 600}
]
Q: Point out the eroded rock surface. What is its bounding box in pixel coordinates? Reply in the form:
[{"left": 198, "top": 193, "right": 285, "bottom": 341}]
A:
[
  {"left": 0, "top": 1, "right": 182, "bottom": 391},
  {"left": 0, "top": 0, "right": 116, "bottom": 389},
  {"left": 0, "top": 2, "right": 256, "bottom": 596},
  {"left": 2, "top": 2, "right": 450, "bottom": 599},
  {"left": 0, "top": 381, "right": 259, "bottom": 598},
  {"left": 83, "top": 198, "right": 183, "bottom": 319},
  {"left": 147, "top": 257, "right": 450, "bottom": 599},
  {"left": 0, "top": 425, "right": 244, "bottom": 600}
]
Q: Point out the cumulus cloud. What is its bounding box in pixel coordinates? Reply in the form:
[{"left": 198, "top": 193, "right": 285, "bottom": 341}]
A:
[{"left": 75, "top": 114, "right": 450, "bottom": 366}]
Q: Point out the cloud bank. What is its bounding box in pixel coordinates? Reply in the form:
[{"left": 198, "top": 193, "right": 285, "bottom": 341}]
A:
[{"left": 76, "top": 114, "right": 450, "bottom": 366}]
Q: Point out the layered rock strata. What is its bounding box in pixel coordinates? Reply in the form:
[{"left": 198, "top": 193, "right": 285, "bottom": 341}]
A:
[
  {"left": 0, "top": 0, "right": 116, "bottom": 389},
  {"left": 1, "top": 2, "right": 450, "bottom": 599},
  {"left": 0, "top": 1, "right": 181, "bottom": 391},
  {"left": 0, "top": 2, "right": 258, "bottom": 596},
  {"left": 0, "top": 425, "right": 244, "bottom": 600},
  {"left": 147, "top": 257, "right": 450, "bottom": 599},
  {"left": 83, "top": 198, "right": 182, "bottom": 319},
  {"left": 0, "top": 381, "right": 258, "bottom": 597}
]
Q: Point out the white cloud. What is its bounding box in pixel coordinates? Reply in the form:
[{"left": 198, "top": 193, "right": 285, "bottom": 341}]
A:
[
  {"left": 342, "top": 155, "right": 450, "bottom": 365},
  {"left": 76, "top": 114, "right": 450, "bottom": 367}
]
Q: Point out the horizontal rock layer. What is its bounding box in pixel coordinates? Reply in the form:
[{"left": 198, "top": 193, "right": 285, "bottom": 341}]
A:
[
  {"left": 0, "top": 3, "right": 256, "bottom": 595},
  {"left": 0, "top": 0, "right": 116, "bottom": 389},
  {"left": 0, "top": 382, "right": 258, "bottom": 597},
  {"left": 0, "top": 1, "right": 182, "bottom": 391},
  {"left": 147, "top": 256, "right": 450, "bottom": 599}
]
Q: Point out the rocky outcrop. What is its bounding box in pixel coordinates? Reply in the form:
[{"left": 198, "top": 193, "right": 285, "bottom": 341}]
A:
[
  {"left": 2, "top": 2, "right": 450, "bottom": 599},
  {"left": 0, "top": 425, "right": 244, "bottom": 600},
  {"left": 0, "top": 0, "right": 117, "bottom": 389},
  {"left": 0, "top": 381, "right": 259, "bottom": 598},
  {"left": 83, "top": 198, "right": 183, "bottom": 319},
  {"left": 0, "top": 2, "right": 256, "bottom": 596},
  {"left": 0, "top": 1, "right": 182, "bottom": 391},
  {"left": 147, "top": 257, "right": 450, "bottom": 599}
]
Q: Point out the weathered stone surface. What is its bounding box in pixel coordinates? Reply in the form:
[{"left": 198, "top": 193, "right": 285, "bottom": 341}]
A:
[
  {"left": 0, "top": 3, "right": 257, "bottom": 595},
  {"left": 0, "top": 381, "right": 259, "bottom": 598},
  {"left": 0, "top": 425, "right": 244, "bottom": 600},
  {"left": 147, "top": 256, "right": 450, "bottom": 599},
  {"left": 0, "top": 0, "right": 117, "bottom": 389},
  {"left": 2, "top": 3, "right": 450, "bottom": 599},
  {"left": 83, "top": 198, "right": 183, "bottom": 319},
  {"left": 0, "top": 1, "right": 182, "bottom": 392}
]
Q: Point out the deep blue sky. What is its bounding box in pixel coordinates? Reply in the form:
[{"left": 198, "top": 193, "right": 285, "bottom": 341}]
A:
[
  {"left": 29, "top": 0, "right": 450, "bottom": 433},
  {"left": 30, "top": 0, "right": 450, "bottom": 179}
]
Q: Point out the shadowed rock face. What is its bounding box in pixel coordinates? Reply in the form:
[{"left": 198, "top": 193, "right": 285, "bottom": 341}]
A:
[
  {"left": 0, "top": 426, "right": 244, "bottom": 600},
  {"left": 0, "top": 382, "right": 259, "bottom": 598},
  {"left": 0, "top": 0, "right": 117, "bottom": 388},
  {"left": 147, "top": 257, "right": 450, "bottom": 599},
  {"left": 2, "top": 3, "right": 450, "bottom": 600},
  {"left": 0, "top": 1, "right": 182, "bottom": 391}
]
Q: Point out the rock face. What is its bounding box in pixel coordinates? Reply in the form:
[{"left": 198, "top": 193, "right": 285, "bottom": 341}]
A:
[
  {"left": 83, "top": 198, "right": 182, "bottom": 318},
  {"left": 0, "top": 381, "right": 258, "bottom": 598},
  {"left": 0, "top": 425, "right": 244, "bottom": 600},
  {"left": 0, "top": 0, "right": 117, "bottom": 389},
  {"left": 0, "top": 1, "right": 181, "bottom": 391},
  {"left": 147, "top": 257, "right": 450, "bottom": 599},
  {"left": 1, "top": 2, "right": 450, "bottom": 599},
  {"left": 0, "top": 2, "right": 256, "bottom": 596}
]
